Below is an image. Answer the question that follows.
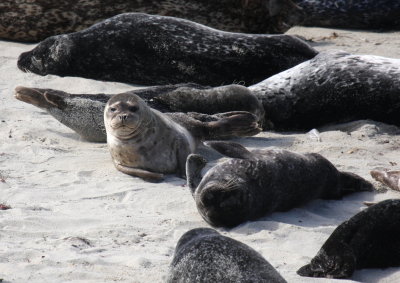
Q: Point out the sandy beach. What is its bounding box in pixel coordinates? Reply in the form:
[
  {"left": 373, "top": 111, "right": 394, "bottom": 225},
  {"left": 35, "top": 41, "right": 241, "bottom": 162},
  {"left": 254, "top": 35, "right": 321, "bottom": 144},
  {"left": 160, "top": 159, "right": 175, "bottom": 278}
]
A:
[{"left": 1, "top": 26, "right": 400, "bottom": 282}]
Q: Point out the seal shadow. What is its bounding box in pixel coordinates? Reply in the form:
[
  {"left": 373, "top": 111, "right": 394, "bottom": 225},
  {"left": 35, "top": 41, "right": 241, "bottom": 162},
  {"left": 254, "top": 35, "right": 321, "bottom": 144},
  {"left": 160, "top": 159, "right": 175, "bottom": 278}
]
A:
[
  {"left": 230, "top": 191, "right": 376, "bottom": 234},
  {"left": 353, "top": 267, "right": 400, "bottom": 283},
  {"left": 46, "top": 129, "right": 97, "bottom": 143}
]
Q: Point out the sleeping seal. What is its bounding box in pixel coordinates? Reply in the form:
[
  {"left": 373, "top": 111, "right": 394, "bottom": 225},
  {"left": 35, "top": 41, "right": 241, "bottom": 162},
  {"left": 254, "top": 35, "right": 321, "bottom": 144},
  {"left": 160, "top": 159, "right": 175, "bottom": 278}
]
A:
[
  {"left": 249, "top": 50, "right": 400, "bottom": 130},
  {"left": 17, "top": 13, "right": 317, "bottom": 86},
  {"left": 186, "top": 141, "right": 374, "bottom": 227},
  {"left": 297, "top": 199, "right": 400, "bottom": 279},
  {"left": 0, "top": 0, "right": 301, "bottom": 42},
  {"left": 168, "top": 228, "right": 287, "bottom": 283},
  {"left": 14, "top": 84, "right": 262, "bottom": 142}
]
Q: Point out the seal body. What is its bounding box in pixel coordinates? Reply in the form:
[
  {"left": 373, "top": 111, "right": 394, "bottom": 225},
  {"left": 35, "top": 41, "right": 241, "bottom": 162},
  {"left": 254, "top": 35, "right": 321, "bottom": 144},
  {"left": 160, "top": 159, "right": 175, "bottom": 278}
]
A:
[
  {"left": 295, "top": 0, "right": 400, "bottom": 29},
  {"left": 15, "top": 85, "right": 262, "bottom": 142},
  {"left": 104, "top": 92, "right": 196, "bottom": 181},
  {"left": 168, "top": 228, "right": 287, "bottom": 283},
  {"left": 249, "top": 50, "right": 400, "bottom": 130},
  {"left": 298, "top": 199, "right": 400, "bottom": 279},
  {"left": 0, "top": 0, "right": 302, "bottom": 42},
  {"left": 186, "top": 141, "right": 373, "bottom": 227},
  {"left": 17, "top": 13, "right": 317, "bottom": 86}
]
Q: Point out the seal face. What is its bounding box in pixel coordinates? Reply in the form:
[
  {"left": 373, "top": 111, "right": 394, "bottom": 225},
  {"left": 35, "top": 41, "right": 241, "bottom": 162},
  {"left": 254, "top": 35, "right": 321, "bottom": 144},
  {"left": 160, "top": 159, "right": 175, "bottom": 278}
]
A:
[
  {"left": 104, "top": 92, "right": 195, "bottom": 181},
  {"left": 17, "top": 13, "right": 317, "bottom": 86},
  {"left": 249, "top": 50, "right": 400, "bottom": 130},
  {"left": 186, "top": 141, "right": 373, "bottom": 227},
  {"left": 297, "top": 199, "right": 400, "bottom": 279},
  {"left": 168, "top": 228, "right": 287, "bottom": 283}
]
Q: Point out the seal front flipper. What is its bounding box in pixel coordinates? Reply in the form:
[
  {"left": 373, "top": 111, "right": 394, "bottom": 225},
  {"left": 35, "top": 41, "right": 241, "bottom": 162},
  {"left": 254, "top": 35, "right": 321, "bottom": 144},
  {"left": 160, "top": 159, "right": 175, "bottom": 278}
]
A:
[
  {"left": 186, "top": 154, "right": 207, "bottom": 193},
  {"left": 370, "top": 170, "right": 400, "bottom": 191},
  {"left": 115, "top": 164, "right": 164, "bottom": 182},
  {"left": 204, "top": 141, "right": 255, "bottom": 159}
]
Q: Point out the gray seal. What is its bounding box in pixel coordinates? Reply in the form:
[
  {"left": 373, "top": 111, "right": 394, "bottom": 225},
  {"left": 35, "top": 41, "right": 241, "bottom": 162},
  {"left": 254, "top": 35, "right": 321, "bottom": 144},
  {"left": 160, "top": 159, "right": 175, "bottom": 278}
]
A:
[
  {"left": 14, "top": 85, "right": 262, "bottom": 142},
  {"left": 249, "top": 50, "right": 400, "bottom": 130},
  {"left": 17, "top": 13, "right": 317, "bottom": 86},
  {"left": 186, "top": 141, "right": 374, "bottom": 227},
  {"left": 0, "top": 0, "right": 302, "bottom": 42},
  {"left": 297, "top": 199, "right": 400, "bottom": 279},
  {"left": 168, "top": 227, "right": 287, "bottom": 283}
]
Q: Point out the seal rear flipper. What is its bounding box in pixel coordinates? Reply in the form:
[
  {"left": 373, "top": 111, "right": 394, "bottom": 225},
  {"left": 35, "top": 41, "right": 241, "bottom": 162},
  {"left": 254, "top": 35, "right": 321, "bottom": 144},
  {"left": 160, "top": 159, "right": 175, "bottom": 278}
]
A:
[
  {"left": 186, "top": 154, "right": 207, "bottom": 193},
  {"left": 204, "top": 141, "right": 255, "bottom": 159},
  {"left": 339, "top": 171, "right": 374, "bottom": 194},
  {"left": 14, "top": 86, "right": 67, "bottom": 109},
  {"left": 115, "top": 164, "right": 164, "bottom": 182},
  {"left": 370, "top": 170, "right": 400, "bottom": 191}
]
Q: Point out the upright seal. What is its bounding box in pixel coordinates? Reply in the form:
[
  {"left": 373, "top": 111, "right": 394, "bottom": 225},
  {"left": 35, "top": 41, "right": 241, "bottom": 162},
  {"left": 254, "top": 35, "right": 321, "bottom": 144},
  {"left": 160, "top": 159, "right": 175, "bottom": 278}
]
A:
[
  {"left": 186, "top": 141, "right": 374, "bottom": 227},
  {"left": 17, "top": 13, "right": 317, "bottom": 86},
  {"left": 298, "top": 199, "right": 400, "bottom": 279},
  {"left": 168, "top": 228, "right": 287, "bottom": 283}
]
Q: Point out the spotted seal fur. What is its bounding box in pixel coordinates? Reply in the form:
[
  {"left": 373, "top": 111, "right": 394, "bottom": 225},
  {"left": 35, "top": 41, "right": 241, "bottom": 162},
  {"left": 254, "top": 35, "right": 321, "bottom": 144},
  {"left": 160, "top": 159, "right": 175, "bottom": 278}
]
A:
[
  {"left": 298, "top": 199, "right": 400, "bottom": 279},
  {"left": 17, "top": 13, "right": 317, "bottom": 86},
  {"left": 0, "top": 0, "right": 302, "bottom": 42},
  {"left": 14, "top": 84, "right": 262, "bottom": 142},
  {"left": 249, "top": 50, "right": 400, "bottom": 130},
  {"left": 186, "top": 141, "right": 374, "bottom": 227},
  {"left": 168, "top": 228, "right": 287, "bottom": 283}
]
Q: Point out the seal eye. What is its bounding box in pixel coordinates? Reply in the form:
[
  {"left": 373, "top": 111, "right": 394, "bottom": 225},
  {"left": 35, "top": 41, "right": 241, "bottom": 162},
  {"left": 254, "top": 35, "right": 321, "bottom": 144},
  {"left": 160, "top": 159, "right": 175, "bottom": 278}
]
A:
[
  {"left": 110, "top": 107, "right": 116, "bottom": 112},
  {"left": 129, "top": 105, "right": 138, "bottom": 112}
]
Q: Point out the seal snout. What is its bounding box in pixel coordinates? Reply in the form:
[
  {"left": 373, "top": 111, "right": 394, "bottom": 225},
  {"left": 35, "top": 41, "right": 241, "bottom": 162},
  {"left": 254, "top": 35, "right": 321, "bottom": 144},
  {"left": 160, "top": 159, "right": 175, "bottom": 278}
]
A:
[{"left": 17, "top": 51, "right": 32, "bottom": 72}]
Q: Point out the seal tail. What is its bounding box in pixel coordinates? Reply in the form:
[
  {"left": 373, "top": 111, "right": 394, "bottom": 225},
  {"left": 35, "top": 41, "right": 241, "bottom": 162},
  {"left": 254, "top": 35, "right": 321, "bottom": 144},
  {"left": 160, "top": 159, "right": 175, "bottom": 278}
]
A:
[
  {"left": 339, "top": 171, "right": 374, "bottom": 194},
  {"left": 186, "top": 154, "right": 207, "bottom": 194}
]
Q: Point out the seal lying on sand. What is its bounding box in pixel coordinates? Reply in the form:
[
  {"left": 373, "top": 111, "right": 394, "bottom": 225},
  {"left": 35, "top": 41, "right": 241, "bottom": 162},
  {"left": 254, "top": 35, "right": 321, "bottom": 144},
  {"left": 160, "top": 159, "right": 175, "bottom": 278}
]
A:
[
  {"left": 168, "top": 228, "right": 287, "bottom": 283},
  {"left": 0, "top": 0, "right": 302, "bottom": 42},
  {"left": 370, "top": 170, "right": 400, "bottom": 191},
  {"left": 297, "top": 199, "right": 400, "bottom": 279},
  {"left": 294, "top": 0, "right": 400, "bottom": 30},
  {"left": 17, "top": 13, "right": 317, "bottom": 86},
  {"left": 186, "top": 141, "right": 374, "bottom": 227},
  {"left": 14, "top": 85, "right": 262, "bottom": 142},
  {"left": 249, "top": 50, "right": 400, "bottom": 130}
]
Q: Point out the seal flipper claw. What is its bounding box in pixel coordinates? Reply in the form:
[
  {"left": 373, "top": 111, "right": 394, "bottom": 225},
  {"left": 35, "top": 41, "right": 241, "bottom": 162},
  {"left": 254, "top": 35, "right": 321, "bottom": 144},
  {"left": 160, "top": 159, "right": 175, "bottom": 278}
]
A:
[
  {"left": 186, "top": 154, "right": 207, "bottom": 193},
  {"left": 339, "top": 171, "right": 374, "bottom": 194},
  {"left": 370, "top": 170, "right": 400, "bottom": 191},
  {"left": 205, "top": 141, "right": 254, "bottom": 159}
]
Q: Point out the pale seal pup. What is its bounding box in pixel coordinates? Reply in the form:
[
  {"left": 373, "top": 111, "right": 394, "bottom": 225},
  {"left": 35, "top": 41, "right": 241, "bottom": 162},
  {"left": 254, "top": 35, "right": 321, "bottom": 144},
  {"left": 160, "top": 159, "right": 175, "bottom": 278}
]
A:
[
  {"left": 17, "top": 13, "right": 318, "bottom": 86},
  {"left": 294, "top": 0, "right": 400, "bottom": 29},
  {"left": 186, "top": 141, "right": 374, "bottom": 227},
  {"left": 168, "top": 228, "right": 287, "bottom": 283},
  {"left": 0, "top": 0, "right": 301, "bottom": 42},
  {"left": 249, "top": 50, "right": 400, "bottom": 130},
  {"left": 370, "top": 169, "right": 400, "bottom": 191},
  {"left": 297, "top": 199, "right": 400, "bottom": 279},
  {"left": 14, "top": 85, "right": 263, "bottom": 142}
]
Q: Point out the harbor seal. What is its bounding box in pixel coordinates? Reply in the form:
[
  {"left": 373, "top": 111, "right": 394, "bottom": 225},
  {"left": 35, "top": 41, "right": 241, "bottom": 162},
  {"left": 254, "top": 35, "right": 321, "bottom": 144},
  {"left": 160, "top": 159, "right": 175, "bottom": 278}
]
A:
[
  {"left": 370, "top": 169, "right": 400, "bottom": 191},
  {"left": 186, "top": 141, "right": 374, "bottom": 227},
  {"left": 168, "top": 228, "right": 287, "bottom": 283},
  {"left": 294, "top": 0, "right": 400, "bottom": 30},
  {"left": 0, "top": 0, "right": 301, "bottom": 42},
  {"left": 249, "top": 50, "right": 400, "bottom": 130},
  {"left": 14, "top": 85, "right": 262, "bottom": 142},
  {"left": 104, "top": 92, "right": 195, "bottom": 181},
  {"left": 17, "top": 13, "right": 318, "bottom": 86},
  {"left": 297, "top": 199, "right": 400, "bottom": 279}
]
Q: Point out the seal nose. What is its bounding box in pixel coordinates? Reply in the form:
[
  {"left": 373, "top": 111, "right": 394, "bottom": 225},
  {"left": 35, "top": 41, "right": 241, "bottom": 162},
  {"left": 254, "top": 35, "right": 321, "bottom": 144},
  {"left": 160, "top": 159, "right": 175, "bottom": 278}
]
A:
[{"left": 119, "top": 114, "right": 128, "bottom": 121}]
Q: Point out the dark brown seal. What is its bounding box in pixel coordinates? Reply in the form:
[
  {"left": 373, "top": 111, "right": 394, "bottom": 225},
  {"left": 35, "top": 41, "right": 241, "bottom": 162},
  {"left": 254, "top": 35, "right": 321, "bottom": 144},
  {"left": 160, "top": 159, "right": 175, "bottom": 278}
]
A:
[
  {"left": 0, "top": 0, "right": 301, "bottom": 42},
  {"left": 298, "top": 199, "right": 400, "bottom": 279},
  {"left": 168, "top": 228, "right": 287, "bottom": 283},
  {"left": 186, "top": 141, "right": 374, "bottom": 227}
]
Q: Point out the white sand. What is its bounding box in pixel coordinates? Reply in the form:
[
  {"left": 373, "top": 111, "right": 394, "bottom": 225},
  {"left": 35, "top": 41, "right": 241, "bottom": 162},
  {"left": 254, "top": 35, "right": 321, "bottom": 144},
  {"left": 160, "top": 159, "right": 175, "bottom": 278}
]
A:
[{"left": 1, "top": 27, "right": 400, "bottom": 283}]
